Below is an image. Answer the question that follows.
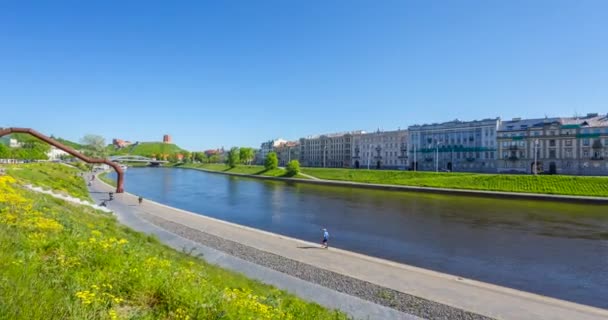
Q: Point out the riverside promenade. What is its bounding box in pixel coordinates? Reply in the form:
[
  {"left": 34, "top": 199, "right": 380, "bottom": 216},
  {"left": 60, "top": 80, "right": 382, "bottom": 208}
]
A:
[{"left": 91, "top": 176, "right": 608, "bottom": 320}]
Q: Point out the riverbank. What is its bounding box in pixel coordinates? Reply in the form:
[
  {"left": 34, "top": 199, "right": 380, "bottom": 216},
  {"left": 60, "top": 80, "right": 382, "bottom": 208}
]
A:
[
  {"left": 145, "top": 163, "right": 608, "bottom": 203},
  {"left": 0, "top": 164, "right": 348, "bottom": 319},
  {"left": 301, "top": 167, "right": 608, "bottom": 197},
  {"left": 174, "top": 163, "right": 310, "bottom": 179},
  {"left": 93, "top": 171, "right": 608, "bottom": 320}
]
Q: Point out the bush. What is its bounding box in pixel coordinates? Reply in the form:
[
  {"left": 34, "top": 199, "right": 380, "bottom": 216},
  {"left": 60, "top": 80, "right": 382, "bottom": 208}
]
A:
[
  {"left": 264, "top": 152, "right": 278, "bottom": 170},
  {"left": 286, "top": 160, "right": 300, "bottom": 176}
]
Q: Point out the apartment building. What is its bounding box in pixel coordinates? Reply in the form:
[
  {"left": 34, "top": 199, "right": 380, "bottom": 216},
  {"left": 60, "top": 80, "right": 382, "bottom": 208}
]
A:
[
  {"left": 299, "top": 131, "right": 363, "bottom": 168},
  {"left": 497, "top": 113, "right": 608, "bottom": 175},
  {"left": 408, "top": 118, "right": 500, "bottom": 172},
  {"left": 351, "top": 129, "right": 408, "bottom": 169},
  {"left": 274, "top": 141, "right": 300, "bottom": 166},
  {"left": 258, "top": 138, "right": 287, "bottom": 164}
]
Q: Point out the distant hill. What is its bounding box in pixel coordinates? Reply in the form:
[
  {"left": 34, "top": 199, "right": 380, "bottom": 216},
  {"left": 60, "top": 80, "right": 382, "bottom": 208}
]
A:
[
  {"left": 54, "top": 137, "right": 85, "bottom": 150},
  {"left": 110, "top": 142, "right": 186, "bottom": 156}
]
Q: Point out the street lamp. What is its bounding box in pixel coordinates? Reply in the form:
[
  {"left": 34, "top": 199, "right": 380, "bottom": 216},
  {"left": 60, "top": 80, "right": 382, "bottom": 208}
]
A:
[
  {"left": 533, "top": 139, "right": 539, "bottom": 175},
  {"left": 435, "top": 141, "right": 442, "bottom": 172}
]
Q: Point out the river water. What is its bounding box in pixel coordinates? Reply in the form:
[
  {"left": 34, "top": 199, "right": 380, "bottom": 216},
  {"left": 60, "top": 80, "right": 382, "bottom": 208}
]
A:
[{"left": 109, "top": 167, "right": 608, "bottom": 308}]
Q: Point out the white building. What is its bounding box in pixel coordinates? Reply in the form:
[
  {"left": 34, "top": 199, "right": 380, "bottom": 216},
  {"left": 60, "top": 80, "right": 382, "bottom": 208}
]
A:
[
  {"left": 497, "top": 114, "right": 608, "bottom": 175},
  {"left": 408, "top": 118, "right": 500, "bottom": 172},
  {"left": 299, "top": 131, "right": 364, "bottom": 168},
  {"left": 352, "top": 129, "right": 408, "bottom": 169},
  {"left": 46, "top": 146, "right": 69, "bottom": 161},
  {"left": 258, "top": 138, "right": 287, "bottom": 164}
]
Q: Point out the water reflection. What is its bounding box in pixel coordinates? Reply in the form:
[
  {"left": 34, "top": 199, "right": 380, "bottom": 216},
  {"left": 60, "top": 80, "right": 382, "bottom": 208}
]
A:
[{"left": 109, "top": 168, "right": 608, "bottom": 308}]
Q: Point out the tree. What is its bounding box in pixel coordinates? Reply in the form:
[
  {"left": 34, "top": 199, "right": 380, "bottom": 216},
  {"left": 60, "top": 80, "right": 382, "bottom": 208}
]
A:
[
  {"left": 0, "top": 143, "right": 9, "bottom": 159},
  {"left": 80, "top": 134, "right": 107, "bottom": 157},
  {"left": 227, "top": 147, "right": 240, "bottom": 168},
  {"left": 286, "top": 160, "right": 300, "bottom": 176},
  {"left": 182, "top": 151, "right": 192, "bottom": 163},
  {"left": 265, "top": 152, "right": 278, "bottom": 170},
  {"left": 239, "top": 147, "right": 255, "bottom": 165}
]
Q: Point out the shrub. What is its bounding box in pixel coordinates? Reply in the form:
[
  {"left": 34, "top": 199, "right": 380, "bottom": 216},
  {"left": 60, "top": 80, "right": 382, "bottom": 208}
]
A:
[
  {"left": 286, "top": 160, "right": 300, "bottom": 176},
  {"left": 264, "top": 152, "right": 278, "bottom": 170}
]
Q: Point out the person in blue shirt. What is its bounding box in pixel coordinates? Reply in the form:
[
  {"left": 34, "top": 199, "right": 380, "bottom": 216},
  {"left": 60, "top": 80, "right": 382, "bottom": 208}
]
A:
[{"left": 321, "top": 228, "right": 329, "bottom": 248}]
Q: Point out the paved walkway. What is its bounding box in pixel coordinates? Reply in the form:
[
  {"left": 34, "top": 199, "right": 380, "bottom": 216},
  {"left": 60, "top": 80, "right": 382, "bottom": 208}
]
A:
[
  {"left": 88, "top": 177, "right": 416, "bottom": 320},
  {"left": 91, "top": 176, "right": 608, "bottom": 320}
]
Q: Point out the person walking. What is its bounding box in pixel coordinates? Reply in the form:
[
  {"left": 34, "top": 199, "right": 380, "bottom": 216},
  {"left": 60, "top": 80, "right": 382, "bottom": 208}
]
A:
[
  {"left": 321, "top": 228, "right": 329, "bottom": 248},
  {"left": 138, "top": 196, "right": 143, "bottom": 205}
]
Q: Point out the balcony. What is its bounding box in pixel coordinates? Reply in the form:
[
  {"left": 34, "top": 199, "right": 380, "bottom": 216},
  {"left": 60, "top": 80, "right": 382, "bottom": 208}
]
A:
[
  {"left": 508, "top": 145, "right": 518, "bottom": 151},
  {"left": 508, "top": 156, "right": 519, "bottom": 161},
  {"left": 466, "top": 157, "right": 476, "bottom": 162},
  {"left": 591, "top": 156, "right": 604, "bottom": 161}
]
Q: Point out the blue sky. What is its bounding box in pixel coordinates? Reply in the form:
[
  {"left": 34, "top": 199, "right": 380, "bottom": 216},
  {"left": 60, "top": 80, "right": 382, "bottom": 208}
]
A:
[{"left": 1, "top": 1, "right": 607, "bottom": 150}]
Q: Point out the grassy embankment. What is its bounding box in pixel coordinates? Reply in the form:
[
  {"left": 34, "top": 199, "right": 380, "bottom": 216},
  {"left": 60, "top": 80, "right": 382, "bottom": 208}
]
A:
[
  {"left": 5, "top": 163, "right": 91, "bottom": 201},
  {"left": 301, "top": 167, "right": 608, "bottom": 197},
  {"left": 176, "top": 163, "right": 309, "bottom": 179},
  {"left": 0, "top": 164, "right": 347, "bottom": 319}
]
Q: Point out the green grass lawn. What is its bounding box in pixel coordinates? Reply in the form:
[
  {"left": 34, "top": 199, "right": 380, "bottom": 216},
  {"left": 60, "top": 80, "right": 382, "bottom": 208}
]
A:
[
  {"left": 177, "top": 163, "right": 308, "bottom": 179},
  {"left": 301, "top": 167, "right": 608, "bottom": 197},
  {"left": 0, "top": 166, "right": 347, "bottom": 319},
  {"left": 5, "top": 163, "right": 91, "bottom": 201}
]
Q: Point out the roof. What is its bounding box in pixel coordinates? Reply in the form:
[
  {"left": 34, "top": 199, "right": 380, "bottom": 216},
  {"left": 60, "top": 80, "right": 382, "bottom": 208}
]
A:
[{"left": 498, "top": 114, "right": 608, "bottom": 131}]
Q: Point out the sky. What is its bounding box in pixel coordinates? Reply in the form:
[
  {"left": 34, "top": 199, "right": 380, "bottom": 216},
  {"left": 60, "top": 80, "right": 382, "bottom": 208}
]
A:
[{"left": 1, "top": 1, "right": 607, "bottom": 151}]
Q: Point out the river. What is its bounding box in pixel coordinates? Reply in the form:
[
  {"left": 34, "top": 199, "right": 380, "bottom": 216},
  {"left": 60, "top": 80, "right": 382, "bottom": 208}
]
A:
[{"left": 108, "top": 167, "right": 608, "bottom": 308}]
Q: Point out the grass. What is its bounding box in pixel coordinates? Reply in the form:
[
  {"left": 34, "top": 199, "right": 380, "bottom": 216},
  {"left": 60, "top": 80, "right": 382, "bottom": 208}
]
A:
[
  {"left": 4, "top": 163, "right": 91, "bottom": 201},
  {"left": 0, "top": 167, "right": 348, "bottom": 319},
  {"left": 177, "top": 163, "right": 308, "bottom": 179},
  {"left": 300, "top": 167, "right": 608, "bottom": 197}
]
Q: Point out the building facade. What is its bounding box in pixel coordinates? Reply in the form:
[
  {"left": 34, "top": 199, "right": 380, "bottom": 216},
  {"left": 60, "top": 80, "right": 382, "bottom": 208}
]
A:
[
  {"left": 258, "top": 138, "right": 287, "bottom": 164},
  {"left": 299, "top": 131, "right": 363, "bottom": 168},
  {"left": 408, "top": 118, "right": 500, "bottom": 172},
  {"left": 274, "top": 141, "right": 300, "bottom": 166},
  {"left": 497, "top": 114, "right": 608, "bottom": 175},
  {"left": 351, "top": 129, "right": 408, "bottom": 169}
]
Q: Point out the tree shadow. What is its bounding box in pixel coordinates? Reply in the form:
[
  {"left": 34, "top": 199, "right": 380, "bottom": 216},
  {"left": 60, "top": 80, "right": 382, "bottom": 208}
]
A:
[{"left": 255, "top": 169, "right": 269, "bottom": 175}]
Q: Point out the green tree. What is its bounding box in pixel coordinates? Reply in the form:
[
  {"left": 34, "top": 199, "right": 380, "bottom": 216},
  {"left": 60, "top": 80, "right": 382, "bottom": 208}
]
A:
[
  {"left": 286, "top": 160, "right": 300, "bottom": 176},
  {"left": 0, "top": 143, "right": 9, "bottom": 159},
  {"left": 227, "top": 147, "right": 240, "bottom": 168},
  {"left": 264, "top": 152, "right": 278, "bottom": 170},
  {"left": 80, "top": 134, "right": 107, "bottom": 158},
  {"left": 239, "top": 147, "right": 255, "bottom": 165}
]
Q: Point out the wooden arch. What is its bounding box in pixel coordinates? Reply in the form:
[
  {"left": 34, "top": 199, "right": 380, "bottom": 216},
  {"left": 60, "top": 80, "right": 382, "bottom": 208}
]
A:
[{"left": 0, "top": 127, "right": 124, "bottom": 193}]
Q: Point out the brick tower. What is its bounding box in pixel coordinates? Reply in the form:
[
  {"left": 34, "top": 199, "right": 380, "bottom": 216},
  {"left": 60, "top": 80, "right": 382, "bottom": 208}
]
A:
[{"left": 163, "top": 134, "right": 172, "bottom": 144}]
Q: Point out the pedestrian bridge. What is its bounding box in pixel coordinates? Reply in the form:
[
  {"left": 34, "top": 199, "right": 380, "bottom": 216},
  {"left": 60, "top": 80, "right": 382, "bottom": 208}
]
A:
[{"left": 109, "top": 155, "right": 168, "bottom": 165}]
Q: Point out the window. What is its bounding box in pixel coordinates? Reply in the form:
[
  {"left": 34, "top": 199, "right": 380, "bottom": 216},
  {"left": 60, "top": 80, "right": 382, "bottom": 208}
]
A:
[
  {"left": 534, "top": 131, "right": 540, "bottom": 136},
  {"left": 583, "top": 139, "right": 590, "bottom": 146},
  {"left": 583, "top": 150, "right": 589, "bottom": 157},
  {"left": 549, "top": 150, "right": 556, "bottom": 159},
  {"left": 565, "top": 140, "right": 572, "bottom": 146},
  {"left": 565, "top": 149, "right": 572, "bottom": 158},
  {"left": 549, "top": 140, "right": 556, "bottom": 147}
]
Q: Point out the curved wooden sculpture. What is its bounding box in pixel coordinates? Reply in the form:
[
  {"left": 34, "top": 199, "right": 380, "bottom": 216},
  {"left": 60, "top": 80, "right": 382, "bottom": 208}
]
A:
[{"left": 0, "top": 127, "right": 124, "bottom": 193}]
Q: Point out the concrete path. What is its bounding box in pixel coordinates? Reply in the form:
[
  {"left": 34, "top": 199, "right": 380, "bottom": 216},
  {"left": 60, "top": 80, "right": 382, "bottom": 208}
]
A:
[
  {"left": 88, "top": 177, "right": 417, "bottom": 320},
  {"left": 91, "top": 176, "right": 608, "bottom": 320}
]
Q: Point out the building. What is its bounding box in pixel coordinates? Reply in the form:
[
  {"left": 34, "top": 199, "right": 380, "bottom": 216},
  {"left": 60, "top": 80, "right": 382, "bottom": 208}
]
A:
[
  {"left": 163, "top": 134, "right": 172, "bottom": 144},
  {"left": 274, "top": 141, "right": 300, "bottom": 166},
  {"left": 497, "top": 113, "right": 608, "bottom": 175},
  {"left": 9, "top": 138, "right": 22, "bottom": 148},
  {"left": 258, "top": 139, "right": 287, "bottom": 164},
  {"left": 299, "top": 131, "right": 363, "bottom": 168},
  {"left": 112, "top": 138, "right": 132, "bottom": 149},
  {"left": 351, "top": 129, "right": 408, "bottom": 169},
  {"left": 46, "top": 146, "right": 69, "bottom": 161},
  {"left": 408, "top": 118, "right": 500, "bottom": 172},
  {"left": 204, "top": 148, "right": 225, "bottom": 162}
]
